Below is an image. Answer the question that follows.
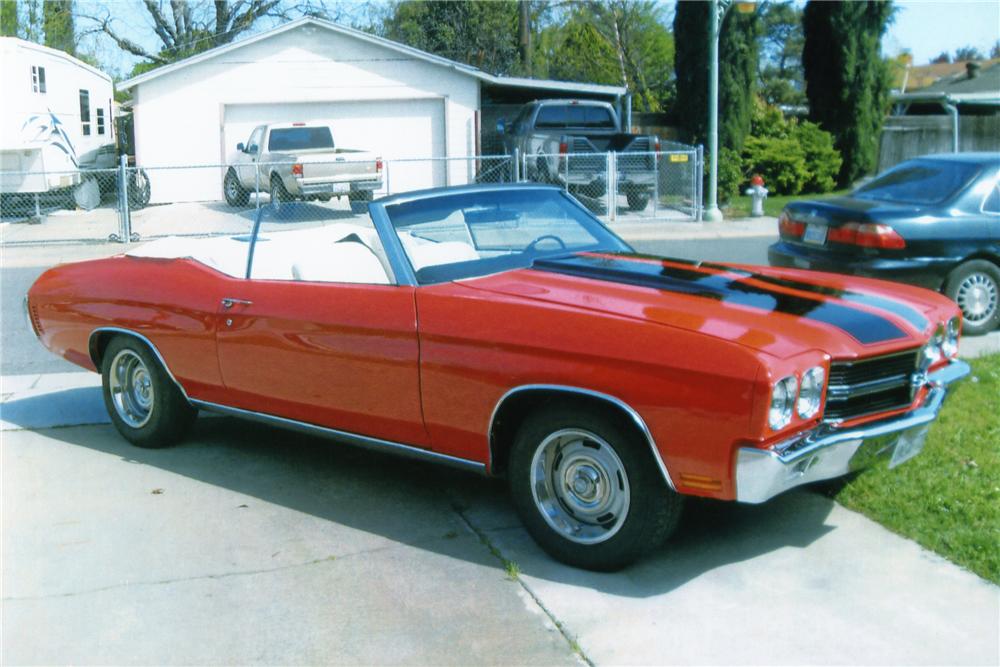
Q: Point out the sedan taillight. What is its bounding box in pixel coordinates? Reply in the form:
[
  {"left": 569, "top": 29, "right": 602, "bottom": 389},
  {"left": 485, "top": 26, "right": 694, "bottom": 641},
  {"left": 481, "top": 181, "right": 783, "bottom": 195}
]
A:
[
  {"left": 778, "top": 211, "right": 805, "bottom": 238},
  {"left": 828, "top": 222, "right": 906, "bottom": 249}
]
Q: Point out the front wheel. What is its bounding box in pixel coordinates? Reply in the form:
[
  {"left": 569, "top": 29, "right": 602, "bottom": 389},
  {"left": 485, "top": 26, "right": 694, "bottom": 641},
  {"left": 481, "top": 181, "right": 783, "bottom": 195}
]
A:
[
  {"left": 508, "top": 405, "right": 683, "bottom": 571},
  {"left": 101, "top": 336, "right": 197, "bottom": 448},
  {"left": 945, "top": 260, "right": 1000, "bottom": 335},
  {"left": 224, "top": 169, "right": 250, "bottom": 207}
]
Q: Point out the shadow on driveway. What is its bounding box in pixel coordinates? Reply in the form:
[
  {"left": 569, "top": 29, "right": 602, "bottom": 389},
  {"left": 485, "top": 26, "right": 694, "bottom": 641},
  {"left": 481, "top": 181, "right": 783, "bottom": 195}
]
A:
[{"left": 10, "top": 393, "right": 838, "bottom": 597}]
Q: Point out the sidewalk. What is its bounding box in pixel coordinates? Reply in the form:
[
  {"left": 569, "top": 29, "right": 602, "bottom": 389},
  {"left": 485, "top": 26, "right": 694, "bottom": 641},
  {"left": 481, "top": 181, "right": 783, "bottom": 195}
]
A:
[{"left": 2, "top": 372, "right": 998, "bottom": 665}]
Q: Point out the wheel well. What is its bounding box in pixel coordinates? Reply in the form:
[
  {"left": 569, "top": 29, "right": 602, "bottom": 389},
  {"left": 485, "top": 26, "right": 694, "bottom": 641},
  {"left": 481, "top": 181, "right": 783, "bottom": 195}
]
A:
[
  {"left": 88, "top": 329, "right": 189, "bottom": 401},
  {"left": 945, "top": 254, "right": 1000, "bottom": 289},
  {"left": 489, "top": 388, "right": 653, "bottom": 478},
  {"left": 88, "top": 329, "right": 117, "bottom": 370}
]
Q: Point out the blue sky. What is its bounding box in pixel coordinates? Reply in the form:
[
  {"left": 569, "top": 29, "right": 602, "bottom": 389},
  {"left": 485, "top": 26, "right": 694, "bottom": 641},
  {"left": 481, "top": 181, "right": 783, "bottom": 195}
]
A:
[
  {"left": 76, "top": 0, "right": 1000, "bottom": 79},
  {"left": 883, "top": 0, "right": 1000, "bottom": 63}
]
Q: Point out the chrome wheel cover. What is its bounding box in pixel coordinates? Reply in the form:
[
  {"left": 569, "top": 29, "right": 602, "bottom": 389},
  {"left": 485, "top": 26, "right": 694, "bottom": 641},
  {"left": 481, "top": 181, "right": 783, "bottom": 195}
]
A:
[
  {"left": 225, "top": 173, "right": 239, "bottom": 199},
  {"left": 109, "top": 349, "right": 155, "bottom": 428},
  {"left": 956, "top": 272, "right": 998, "bottom": 324},
  {"left": 529, "top": 428, "right": 630, "bottom": 545}
]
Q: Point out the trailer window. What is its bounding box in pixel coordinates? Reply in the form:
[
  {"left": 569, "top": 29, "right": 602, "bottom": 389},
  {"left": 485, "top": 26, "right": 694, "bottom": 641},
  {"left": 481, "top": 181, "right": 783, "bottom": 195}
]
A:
[
  {"left": 31, "top": 66, "right": 46, "bottom": 93},
  {"left": 96, "top": 108, "right": 105, "bottom": 135},
  {"left": 79, "top": 90, "right": 91, "bottom": 136}
]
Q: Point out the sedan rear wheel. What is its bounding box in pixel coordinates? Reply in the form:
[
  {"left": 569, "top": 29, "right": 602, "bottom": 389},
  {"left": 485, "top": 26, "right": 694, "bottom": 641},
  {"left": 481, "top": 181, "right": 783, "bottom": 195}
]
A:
[
  {"left": 509, "top": 404, "right": 683, "bottom": 570},
  {"left": 101, "top": 336, "right": 197, "bottom": 448},
  {"left": 946, "top": 260, "right": 1000, "bottom": 335}
]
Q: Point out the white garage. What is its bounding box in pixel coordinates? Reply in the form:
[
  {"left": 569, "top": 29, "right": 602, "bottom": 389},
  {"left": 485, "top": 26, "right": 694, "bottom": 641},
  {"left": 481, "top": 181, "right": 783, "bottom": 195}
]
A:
[{"left": 120, "top": 17, "right": 625, "bottom": 204}]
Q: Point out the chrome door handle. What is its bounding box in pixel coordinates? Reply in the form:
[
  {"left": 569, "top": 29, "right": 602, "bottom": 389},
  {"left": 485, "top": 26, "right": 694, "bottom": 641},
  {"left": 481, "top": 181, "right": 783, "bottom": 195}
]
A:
[{"left": 221, "top": 298, "right": 253, "bottom": 309}]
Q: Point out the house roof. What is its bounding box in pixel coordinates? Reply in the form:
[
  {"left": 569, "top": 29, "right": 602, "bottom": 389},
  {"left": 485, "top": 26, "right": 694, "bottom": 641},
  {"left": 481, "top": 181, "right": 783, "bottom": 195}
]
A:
[
  {"left": 119, "top": 17, "right": 626, "bottom": 98},
  {"left": 902, "top": 58, "right": 1000, "bottom": 92},
  {"left": 918, "top": 61, "right": 1000, "bottom": 97}
]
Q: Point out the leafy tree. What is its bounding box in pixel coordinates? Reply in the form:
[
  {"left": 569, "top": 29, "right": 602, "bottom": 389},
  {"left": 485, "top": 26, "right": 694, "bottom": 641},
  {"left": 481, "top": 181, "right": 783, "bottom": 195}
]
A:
[
  {"left": 674, "top": 1, "right": 758, "bottom": 154},
  {"left": 539, "top": 1, "right": 673, "bottom": 111},
  {"left": 383, "top": 0, "right": 519, "bottom": 75},
  {"left": 802, "top": 0, "right": 893, "bottom": 187},
  {"left": 1, "top": 0, "right": 18, "bottom": 37},
  {"left": 930, "top": 51, "right": 951, "bottom": 64},
  {"left": 991, "top": 40, "right": 1000, "bottom": 59},
  {"left": 42, "top": 0, "right": 73, "bottom": 55},
  {"left": 953, "top": 45, "right": 984, "bottom": 61},
  {"left": 758, "top": 1, "right": 805, "bottom": 106},
  {"left": 82, "top": 0, "right": 285, "bottom": 69}
]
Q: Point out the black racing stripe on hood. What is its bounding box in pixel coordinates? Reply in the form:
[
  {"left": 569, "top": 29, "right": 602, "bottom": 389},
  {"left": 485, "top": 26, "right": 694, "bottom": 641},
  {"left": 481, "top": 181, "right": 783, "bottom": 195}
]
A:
[
  {"left": 697, "top": 262, "right": 930, "bottom": 331},
  {"left": 531, "top": 255, "right": 909, "bottom": 345}
]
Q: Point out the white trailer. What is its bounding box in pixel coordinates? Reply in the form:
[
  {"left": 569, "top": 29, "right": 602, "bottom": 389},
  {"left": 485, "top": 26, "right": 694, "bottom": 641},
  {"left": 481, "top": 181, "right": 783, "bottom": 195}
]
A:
[{"left": 0, "top": 37, "right": 115, "bottom": 196}]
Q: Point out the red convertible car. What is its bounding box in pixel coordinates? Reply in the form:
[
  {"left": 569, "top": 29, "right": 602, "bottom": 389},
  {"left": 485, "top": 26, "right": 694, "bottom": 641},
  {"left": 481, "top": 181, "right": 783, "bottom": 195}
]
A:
[{"left": 27, "top": 184, "right": 969, "bottom": 570}]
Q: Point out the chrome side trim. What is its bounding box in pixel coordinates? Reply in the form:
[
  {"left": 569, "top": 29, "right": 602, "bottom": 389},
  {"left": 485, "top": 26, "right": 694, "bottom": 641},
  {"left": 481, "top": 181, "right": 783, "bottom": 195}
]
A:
[
  {"left": 190, "top": 399, "right": 486, "bottom": 475},
  {"left": 489, "top": 384, "right": 676, "bottom": 490},
  {"left": 88, "top": 327, "right": 192, "bottom": 403}
]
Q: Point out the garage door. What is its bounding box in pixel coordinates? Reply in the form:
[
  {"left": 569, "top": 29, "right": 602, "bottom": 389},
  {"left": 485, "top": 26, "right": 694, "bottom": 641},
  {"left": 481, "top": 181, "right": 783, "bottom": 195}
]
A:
[{"left": 222, "top": 99, "right": 446, "bottom": 195}]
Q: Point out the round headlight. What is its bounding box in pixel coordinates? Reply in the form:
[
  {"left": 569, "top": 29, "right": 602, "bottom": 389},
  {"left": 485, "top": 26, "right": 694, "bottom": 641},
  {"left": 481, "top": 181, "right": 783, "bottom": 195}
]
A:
[
  {"left": 920, "top": 324, "right": 946, "bottom": 369},
  {"left": 769, "top": 375, "right": 797, "bottom": 431},
  {"left": 941, "top": 316, "right": 960, "bottom": 358},
  {"left": 797, "top": 366, "right": 825, "bottom": 419}
]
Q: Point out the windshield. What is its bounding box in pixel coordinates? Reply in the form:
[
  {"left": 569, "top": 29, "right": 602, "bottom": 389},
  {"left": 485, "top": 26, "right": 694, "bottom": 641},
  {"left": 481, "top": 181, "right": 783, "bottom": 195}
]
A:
[
  {"left": 853, "top": 159, "right": 981, "bottom": 205},
  {"left": 384, "top": 188, "right": 630, "bottom": 284},
  {"left": 268, "top": 127, "right": 335, "bottom": 151}
]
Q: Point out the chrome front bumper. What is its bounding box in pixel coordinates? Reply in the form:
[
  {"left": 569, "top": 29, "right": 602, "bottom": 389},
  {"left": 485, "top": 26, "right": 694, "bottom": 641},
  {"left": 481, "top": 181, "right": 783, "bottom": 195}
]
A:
[{"left": 735, "top": 360, "right": 970, "bottom": 503}]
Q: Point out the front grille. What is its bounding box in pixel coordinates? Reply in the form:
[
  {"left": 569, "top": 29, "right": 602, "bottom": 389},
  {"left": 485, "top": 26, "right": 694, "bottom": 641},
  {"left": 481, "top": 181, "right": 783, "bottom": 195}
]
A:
[{"left": 825, "top": 349, "right": 919, "bottom": 422}]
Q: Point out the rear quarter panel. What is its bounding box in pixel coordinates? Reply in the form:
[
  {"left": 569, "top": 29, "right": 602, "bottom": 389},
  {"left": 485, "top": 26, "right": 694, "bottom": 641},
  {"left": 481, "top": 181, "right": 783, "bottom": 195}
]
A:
[{"left": 28, "top": 256, "right": 228, "bottom": 399}]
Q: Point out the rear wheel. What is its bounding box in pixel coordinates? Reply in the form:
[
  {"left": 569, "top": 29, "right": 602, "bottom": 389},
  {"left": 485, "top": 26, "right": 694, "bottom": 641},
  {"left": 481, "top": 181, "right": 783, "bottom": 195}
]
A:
[
  {"left": 101, "top": 336, "right": 196, "bottom": 448},
  {"left": 945, "top": 260, "right": 1000, "bottom": 335},
  {"left": 508, "top": 404, "right": 683, "bottom": 571},
  {"left": 224, "top": 169, "right": 249, "bottom": 207},
  {"left": 269, "top": 176, "right": 291, "bottom": 211},
  {"left": 626, "top": 190, "right": 650, "bottom": 212}
]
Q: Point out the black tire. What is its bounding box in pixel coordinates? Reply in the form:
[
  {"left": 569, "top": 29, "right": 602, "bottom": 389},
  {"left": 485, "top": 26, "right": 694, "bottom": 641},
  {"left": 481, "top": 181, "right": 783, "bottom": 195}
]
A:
[
  {"left": 101, "top": 336, "right": 196, "bottom": 448},
  {"left": 508, "top": 403, "right": 683, "bottom": 571},
  {"left": 626, "top": 190, "right": 650, "bottom": 212},
  {"left": 224, "top": 169, "right": 250, "bottom": 207},
  {"left": 269, "top": 175, "right": 291, "bottom": 211},
  {"left": 944, "top": 260, "right": 1000, "bottom": 336}
]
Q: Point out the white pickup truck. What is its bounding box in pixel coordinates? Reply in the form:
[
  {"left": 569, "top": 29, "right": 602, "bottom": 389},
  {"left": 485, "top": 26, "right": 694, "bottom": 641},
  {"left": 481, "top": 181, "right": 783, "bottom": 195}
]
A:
[{"left": 224, "top": 122, "right": 383, "bottom": 209}]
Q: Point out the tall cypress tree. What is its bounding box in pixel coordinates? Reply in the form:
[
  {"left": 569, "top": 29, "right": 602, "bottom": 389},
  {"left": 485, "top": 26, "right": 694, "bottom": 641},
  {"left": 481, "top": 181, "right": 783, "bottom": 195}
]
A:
[
  {"left": 673, "top": 2, "right": 758, "bottom": 155},
  {"left": 1, "top": 0, "right": 18, "bottom": 37},
  {"left": 43, "top": 0, "right": 74, "bottom": 55},
  {"left": 802, "top": 1, "right": 893, "bottom": 186}
]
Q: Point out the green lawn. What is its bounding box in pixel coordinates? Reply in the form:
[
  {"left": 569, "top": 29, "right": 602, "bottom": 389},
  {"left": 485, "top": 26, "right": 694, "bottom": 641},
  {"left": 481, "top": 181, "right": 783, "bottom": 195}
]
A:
[
  {"left": 833, "top": 353, "right": 1000, "bottom": 584},
  {"left": 724, "top": 188, "right": 851, "bottom": 218}
]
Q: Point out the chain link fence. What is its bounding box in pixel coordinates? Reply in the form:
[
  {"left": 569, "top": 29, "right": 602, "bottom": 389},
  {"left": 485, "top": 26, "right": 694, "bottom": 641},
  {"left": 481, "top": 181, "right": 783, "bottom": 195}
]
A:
[{"left": 1, "top": 147, "right": 701, "bottom": 245}]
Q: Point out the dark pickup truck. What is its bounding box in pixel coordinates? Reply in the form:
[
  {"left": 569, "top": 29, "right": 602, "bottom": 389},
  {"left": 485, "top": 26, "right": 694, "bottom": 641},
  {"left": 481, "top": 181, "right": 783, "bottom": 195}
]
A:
[{"left": 497, "top": 99, "right": 660, "bottom": 211}]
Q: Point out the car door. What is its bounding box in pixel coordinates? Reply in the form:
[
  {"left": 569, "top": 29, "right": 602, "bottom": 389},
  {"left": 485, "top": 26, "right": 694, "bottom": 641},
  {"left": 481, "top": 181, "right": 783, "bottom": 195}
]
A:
[
  {"left": 214, "top": 222, "right": 428, "bottom": 447},
  {"left": 236, "top": 126, "right": 266, "bottom": 190}
]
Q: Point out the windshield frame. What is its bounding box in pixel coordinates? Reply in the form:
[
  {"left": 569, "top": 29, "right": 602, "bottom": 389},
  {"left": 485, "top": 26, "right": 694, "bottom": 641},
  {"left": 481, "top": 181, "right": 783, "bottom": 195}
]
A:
[{"left": 368, "top": 185, "right": 632, "bottom": 286}]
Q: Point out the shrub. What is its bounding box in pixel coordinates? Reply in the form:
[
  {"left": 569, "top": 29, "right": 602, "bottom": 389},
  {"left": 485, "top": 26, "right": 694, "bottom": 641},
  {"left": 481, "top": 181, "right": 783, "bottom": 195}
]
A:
[
  {"left": 793, "top": 121, "right": 842, "bottom": 193},
  {"left": 715, "top": 147, "right": 745, "bottom": 203},
  {"left": 741, "top": 135, "right": 808, "bottom": 195}
]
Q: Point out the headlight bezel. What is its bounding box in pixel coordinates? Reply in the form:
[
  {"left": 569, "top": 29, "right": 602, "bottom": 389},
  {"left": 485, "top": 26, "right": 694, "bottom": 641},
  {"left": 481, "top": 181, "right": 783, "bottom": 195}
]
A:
[
  {"left": 941, "top": 316, "right": 960, "bottom": 358},
  {"left": 796, "top": 366, "right": 826, "bottom": 420},
  {"left": 768, "top": 375, "right": 798, "bottom": 431}
]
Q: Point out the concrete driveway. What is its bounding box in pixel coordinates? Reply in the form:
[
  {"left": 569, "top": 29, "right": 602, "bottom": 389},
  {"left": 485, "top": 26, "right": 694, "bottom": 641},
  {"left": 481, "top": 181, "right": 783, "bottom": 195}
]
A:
[{"left": 2, "top": 376, "right": 998, "bottom": 665}]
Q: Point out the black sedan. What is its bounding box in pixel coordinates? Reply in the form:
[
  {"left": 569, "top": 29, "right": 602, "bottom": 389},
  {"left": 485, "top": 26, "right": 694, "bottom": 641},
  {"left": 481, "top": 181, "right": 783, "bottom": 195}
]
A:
[{"left": 769, "top": 153, "right": 1000, "bottom": 335}]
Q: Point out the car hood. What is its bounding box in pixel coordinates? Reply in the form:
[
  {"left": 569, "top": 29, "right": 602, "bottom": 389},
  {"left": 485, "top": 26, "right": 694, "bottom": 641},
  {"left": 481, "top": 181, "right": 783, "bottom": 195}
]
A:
[{"left": 458, "top": 252, "right": 949, "bottom": 360}]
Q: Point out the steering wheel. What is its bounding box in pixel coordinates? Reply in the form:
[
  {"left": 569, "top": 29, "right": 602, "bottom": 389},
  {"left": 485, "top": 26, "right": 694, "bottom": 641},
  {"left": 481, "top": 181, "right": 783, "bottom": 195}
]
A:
[{"left": 525, "top": 234, "right": 567, "bottom": 253}]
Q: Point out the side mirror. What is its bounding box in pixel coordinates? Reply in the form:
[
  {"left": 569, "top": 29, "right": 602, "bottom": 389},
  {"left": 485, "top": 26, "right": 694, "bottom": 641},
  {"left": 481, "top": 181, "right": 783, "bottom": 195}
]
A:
[
  {"left": 496, "top": 119, "right": 506, "bottom": 135},
  {"left": 237, "top": 142, "right": 245, "bottom": 153}
]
